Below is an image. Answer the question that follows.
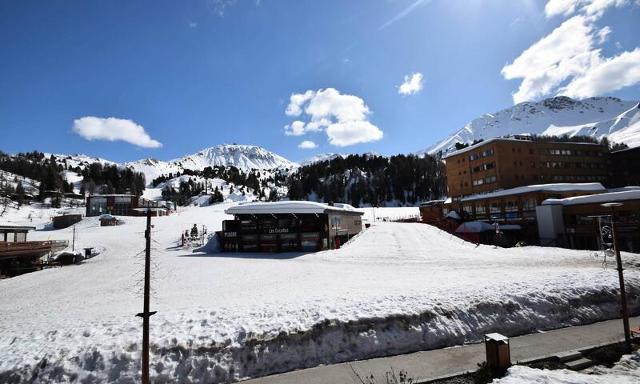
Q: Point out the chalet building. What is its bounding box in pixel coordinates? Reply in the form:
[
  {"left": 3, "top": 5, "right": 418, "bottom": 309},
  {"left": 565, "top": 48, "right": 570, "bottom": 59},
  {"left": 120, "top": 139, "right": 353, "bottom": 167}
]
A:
[
  {"left": 219, "top": 201, "right": 364, "bottom": 253},
  {"left": 537, "top": 189, "right": 640, "bottom": 252},
  {"left": 444, "top": 138, "right": 609, "bottom": 199},
  {"left": 85, "top": 194, "right": 167, "bottom": 217},
  {"left": 0, "top": 225, "right": 67, "bottom": 277}
]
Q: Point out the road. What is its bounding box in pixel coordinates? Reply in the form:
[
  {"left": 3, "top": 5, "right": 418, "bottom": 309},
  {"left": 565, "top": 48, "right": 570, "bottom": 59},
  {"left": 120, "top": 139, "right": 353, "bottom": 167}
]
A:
[{"left": 241, "top": 316, "right": 640, "bottom": 384}]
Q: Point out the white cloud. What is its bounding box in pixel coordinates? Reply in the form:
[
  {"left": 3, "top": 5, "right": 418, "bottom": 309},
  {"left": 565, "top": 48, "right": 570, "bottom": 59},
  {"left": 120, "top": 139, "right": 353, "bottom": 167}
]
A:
[
  {"left": 544, "top": 0, "right": 580, "bottom": 17},
  {"left": 298, "top": 140, "right": 318, "bottom": 149},
  {"left": 502, "top": 15, "right": 601, "bottom": 103},
  {"left": 398, "top": 72, "right": 424, "bottom": 96},
  {"left": 544, "top": 0, "right": 630, "bottom": 18},
  {"left": 326, "top": 121, "right": 384, "bottom": 147},
  {"left": 303, "top": 88, "right": 370, "bottom": 122},
  {"left": 582, "top": 0, "right": 630, "bottom": 17},
  {"left": 559, "top": 48, "right": 640, "bottom": 98},
  {"left": 504, "top": 1, "right": 640, "bottom": 103},
  {"left": 284, "top": 120, "right": 306, "bottom": 136},
  {"left": 285, "top": 90, "right": 315, "bottom": 117},
  {"left": 596, "top": 25, "right": 611, "bottom": 43},
  {"left": 283, "top": 88, "right": 383, "bottom": 147},
  {"left": 73, "top": 116, "right": 162, "bottom": 148}
]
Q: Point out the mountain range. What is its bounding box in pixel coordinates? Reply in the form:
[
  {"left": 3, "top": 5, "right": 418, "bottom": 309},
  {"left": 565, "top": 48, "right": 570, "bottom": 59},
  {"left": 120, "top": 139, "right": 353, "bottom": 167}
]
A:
[
  {"left": 43, "top": 96, "right": 640, "bottom": 186},
  {"left": 421, "top": 96, "right": 640, "bottom": 155}
]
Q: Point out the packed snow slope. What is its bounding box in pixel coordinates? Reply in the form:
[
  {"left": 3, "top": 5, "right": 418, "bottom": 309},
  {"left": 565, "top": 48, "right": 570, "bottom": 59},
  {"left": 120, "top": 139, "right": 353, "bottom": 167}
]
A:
[
  {"left": 1, "top": 205, "right": 640, "bottom": 383},
  {"left": 422, "top": 96, "right": 640, "bottom": 155}
]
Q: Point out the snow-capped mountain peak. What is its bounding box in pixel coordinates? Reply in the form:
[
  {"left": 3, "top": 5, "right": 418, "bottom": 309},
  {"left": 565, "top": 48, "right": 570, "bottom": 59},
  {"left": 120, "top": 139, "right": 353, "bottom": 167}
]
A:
[
  {"left": 174, "top": 144, "right": 298, "bottom": 171},
  {"left": 123, "top": 144, "right": 298, "bottom": 185},
  {"left": 422, "top": 96, "right": 640, "bottom": 155}
]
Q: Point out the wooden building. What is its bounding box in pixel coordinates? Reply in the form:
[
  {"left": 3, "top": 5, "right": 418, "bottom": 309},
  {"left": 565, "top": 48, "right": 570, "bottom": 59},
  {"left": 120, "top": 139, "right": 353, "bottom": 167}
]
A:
[
  {"left": 219, "top": 201, "right": 364, "bottom": 253},
  {"left": 419, "top": 200, "right": 446, "bottom": 225},
  {"left": 52, "top": 214, "right": 82, "bottom": 229},
  {"left": 86, "top": 194, "right": 167, "bottom": 217},
  {"left": 444, "top": 138, "right": 609, "bottom": 199},
  {"left": 537, "top": 189, "right": 640, "bottom": 251},
  {"left": 0, "top": 225, "right": 68, "bottom": 277}
]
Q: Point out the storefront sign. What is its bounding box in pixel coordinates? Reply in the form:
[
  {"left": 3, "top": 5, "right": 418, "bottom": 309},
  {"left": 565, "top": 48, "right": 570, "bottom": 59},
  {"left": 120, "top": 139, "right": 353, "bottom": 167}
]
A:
[{"left": 267, "top": 228, "right": 289, "bottom": 234}]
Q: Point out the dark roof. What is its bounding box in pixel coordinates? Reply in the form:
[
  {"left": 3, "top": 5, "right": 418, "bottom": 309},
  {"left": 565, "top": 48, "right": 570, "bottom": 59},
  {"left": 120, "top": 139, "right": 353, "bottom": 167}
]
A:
[{"left": 0, "top": 225, "right": 36, "bottom": 232}]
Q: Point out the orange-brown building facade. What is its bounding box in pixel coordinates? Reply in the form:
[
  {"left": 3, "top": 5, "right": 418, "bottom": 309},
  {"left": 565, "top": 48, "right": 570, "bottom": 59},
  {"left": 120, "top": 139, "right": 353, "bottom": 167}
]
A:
[{"left": 444, "top": 138, "right": 609, "bottom": 199}]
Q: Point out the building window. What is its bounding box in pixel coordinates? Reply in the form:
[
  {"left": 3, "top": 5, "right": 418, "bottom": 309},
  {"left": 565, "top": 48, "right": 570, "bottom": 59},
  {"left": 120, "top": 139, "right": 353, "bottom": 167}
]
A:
[{"left": 522, "top": 199, "right": 536, "bottom": 211}]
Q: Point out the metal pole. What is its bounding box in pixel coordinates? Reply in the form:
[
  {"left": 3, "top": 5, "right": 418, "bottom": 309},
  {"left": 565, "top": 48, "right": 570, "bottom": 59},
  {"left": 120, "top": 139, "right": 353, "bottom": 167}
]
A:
[
  {"left": 72, "top": 225, "right": 75, "bottom": 252},
  {"left": 136, "top": 208, "right": 156, "bottom": 384},
  {"left": 610, "top": 206, "right": 632, "bottom": 352}
]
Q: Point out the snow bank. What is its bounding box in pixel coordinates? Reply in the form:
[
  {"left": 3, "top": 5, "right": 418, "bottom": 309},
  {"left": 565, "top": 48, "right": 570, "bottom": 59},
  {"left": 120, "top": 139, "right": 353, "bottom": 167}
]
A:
[
  {"left": 1, "top": 204, "right": 639, "bottom": 383},
  {"left": 496, "top": 350, "right": 640, "bottom": 384}
]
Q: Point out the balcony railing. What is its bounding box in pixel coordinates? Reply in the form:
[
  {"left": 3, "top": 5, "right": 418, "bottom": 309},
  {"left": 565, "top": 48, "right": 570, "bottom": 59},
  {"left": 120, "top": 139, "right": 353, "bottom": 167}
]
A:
[{"left": 0, "top": 240, "right": 68, "bottom": 258}]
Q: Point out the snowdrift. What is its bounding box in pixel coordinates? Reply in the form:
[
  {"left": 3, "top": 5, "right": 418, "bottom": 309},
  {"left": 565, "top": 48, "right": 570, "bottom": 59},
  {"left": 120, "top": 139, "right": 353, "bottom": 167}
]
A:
[{"left": 1, "top": 205, "right": 639, "bottom": 383}]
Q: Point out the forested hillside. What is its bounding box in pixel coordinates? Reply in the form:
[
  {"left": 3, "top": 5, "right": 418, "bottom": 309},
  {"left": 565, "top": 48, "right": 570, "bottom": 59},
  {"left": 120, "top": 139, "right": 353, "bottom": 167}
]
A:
[
  {"left": 287, "top": 154, "right": 446, "bottom": 207},
  {"left": 0, "top": 151, "right": 146, "bottom": 199}
]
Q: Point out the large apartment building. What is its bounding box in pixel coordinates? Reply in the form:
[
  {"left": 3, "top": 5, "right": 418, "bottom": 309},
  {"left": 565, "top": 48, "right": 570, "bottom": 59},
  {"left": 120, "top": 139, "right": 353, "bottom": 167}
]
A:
[{"left": 443, "top": 137, "right": 609, "bottom": 199}]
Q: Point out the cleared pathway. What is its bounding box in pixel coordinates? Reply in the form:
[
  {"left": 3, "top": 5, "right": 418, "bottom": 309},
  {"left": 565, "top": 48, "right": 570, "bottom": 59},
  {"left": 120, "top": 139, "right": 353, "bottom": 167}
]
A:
[{"left": 241, "top": 316, "right": 640, "bottom": 384}]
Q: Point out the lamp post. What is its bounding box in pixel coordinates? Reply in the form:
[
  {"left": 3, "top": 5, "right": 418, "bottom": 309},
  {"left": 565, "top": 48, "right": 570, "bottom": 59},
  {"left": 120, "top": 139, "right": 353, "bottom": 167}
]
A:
[{"left": 601, "top": 202, "right": 631, "bottom": 352}]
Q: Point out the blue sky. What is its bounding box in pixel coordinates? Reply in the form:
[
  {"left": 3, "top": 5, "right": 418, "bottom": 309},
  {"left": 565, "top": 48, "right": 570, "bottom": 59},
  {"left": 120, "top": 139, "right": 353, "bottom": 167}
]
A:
[{"left": 1, "top": 0, "right": 639, "bottom": 163}]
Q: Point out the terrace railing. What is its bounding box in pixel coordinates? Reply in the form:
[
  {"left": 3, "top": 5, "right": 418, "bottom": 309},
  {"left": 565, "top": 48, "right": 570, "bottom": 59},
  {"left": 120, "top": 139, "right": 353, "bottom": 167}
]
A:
[{"left": 0, "top": 240, "right": 69, "bottom": 258}]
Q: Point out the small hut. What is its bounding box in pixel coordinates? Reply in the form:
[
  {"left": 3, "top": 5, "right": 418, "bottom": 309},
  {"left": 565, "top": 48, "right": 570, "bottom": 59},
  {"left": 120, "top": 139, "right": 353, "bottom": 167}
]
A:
[
  {"left": 99, "top": 214, "right": 119, "bottom": 227},
  {"left": 52, "top": 214, "right": 82, "bottom": 229}
]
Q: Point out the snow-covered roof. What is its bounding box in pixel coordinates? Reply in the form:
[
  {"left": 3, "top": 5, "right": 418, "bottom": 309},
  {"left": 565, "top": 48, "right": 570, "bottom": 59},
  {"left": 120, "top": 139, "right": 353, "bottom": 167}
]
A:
[
  {"left": 458, "top": 183, "right": 605, "bottom": 202},
  {"left": 485, "top": 333, "right": 509, "bottom": 342},
  {"left": 420, "top": 199, "right": 446, "bottom": 206},
  {"left": 442, "top": 137, "right": 523, "bottom": 159},
  {"left": 542, "top": 189, "right": 640, "bottom": 206},
  {"left": 442, "top": 137, "right": 605, "bottom": 159},
  {"left": 0, "top": 225, "right": 36, "bottom": 231},
  {"left": 225, "top": 201, "right": 363, "bottom": 215}
]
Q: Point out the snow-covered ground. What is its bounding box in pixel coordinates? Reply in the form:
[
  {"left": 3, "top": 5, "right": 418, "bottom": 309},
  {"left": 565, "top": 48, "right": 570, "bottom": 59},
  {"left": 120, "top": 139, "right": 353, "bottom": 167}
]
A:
[
  {"left": 1, "top": 205, "right": 639, "bottom": 383},
  {"left": 496, "top": 350, "right": 640, "bottom": 384},
  {"left": 357, "top": 206, "right": 420, "bottom": 223}
]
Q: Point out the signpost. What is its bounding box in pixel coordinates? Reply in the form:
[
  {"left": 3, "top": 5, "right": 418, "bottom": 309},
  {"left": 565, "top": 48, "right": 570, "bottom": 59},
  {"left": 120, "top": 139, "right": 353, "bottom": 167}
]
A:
[
  {"left": 136, "top": 209, "right": 157, "bottom": 383},
  {"left": 601, "top": 202, "right": 631, "bottom": 352}
]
